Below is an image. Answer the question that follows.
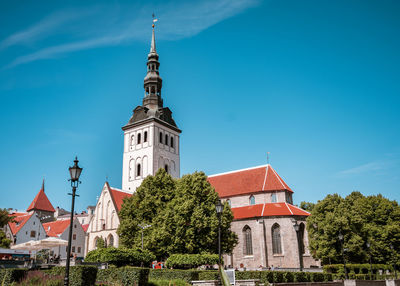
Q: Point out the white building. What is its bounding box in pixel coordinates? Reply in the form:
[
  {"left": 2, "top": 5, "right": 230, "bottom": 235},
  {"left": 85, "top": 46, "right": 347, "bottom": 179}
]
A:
[
  {"left": 6, "top": 212, "right": 46, "bottom": 245},
  {"left": 43, "top": 218, "right": 86, "bottom": 259},
  {"left": 85, "top": 23, "right": 181, "bottom": 253}
]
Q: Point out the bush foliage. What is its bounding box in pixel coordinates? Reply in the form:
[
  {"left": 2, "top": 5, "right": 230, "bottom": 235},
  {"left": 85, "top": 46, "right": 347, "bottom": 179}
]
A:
[
  {"left": 0, "top": 268, "right": 27, "bottom": 285},
  {"left": 45, "top": 266, "right": 97, "bottom": 286},
  {"left": 97, "top": 266, "right": 149, "bottom": 286},
  {"left": 85, "top": 247, "right": 155, "bottom": 267},
  {"left": 165, "top": 254, "right": 219, "bottom": 269}
]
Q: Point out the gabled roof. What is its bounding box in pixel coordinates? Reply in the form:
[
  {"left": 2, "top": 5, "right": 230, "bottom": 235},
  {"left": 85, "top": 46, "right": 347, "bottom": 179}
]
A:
[
  {"left": 82, "top": 224, "right": 89, "bottom": 232},
  {"left": 232, "top": 202, "right": 309, "bottom": 220},
  {"left": 43, "top": 219, "right": 71, "bottom": 237},
  {"left": 208, "top": 164, "right": 293, "bottom": 198},
  {"left": 107, "top": 183, "right": 132, "bottom": 212},
  {"left": 8, "top": 213, "right": 33, "bottom": 235},
  {"left": 27, "top": 187, "right": 55, "bottom": 213}
]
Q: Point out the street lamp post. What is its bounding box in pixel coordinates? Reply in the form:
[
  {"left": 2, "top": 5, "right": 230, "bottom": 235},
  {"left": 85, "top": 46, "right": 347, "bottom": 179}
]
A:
[
  {"left": 366, "top": 242, "right": 373, "bottom": 280},
  {"left": 292, "top": 219, "right": 303, "bottom": 271},
  {"left": 64, "top": 157, "right": 82, "bottom": 286},
  {"left": 215, "top": 199, "right": 224, "bottom": 286},
  {"left": 338, "top": 232, "right": 348, "bottom": 280},
  {"left": 138, "top": 224, "right": 151, "bottom": 250},
  {"left": 390, "top": 244, "right": 398, "bottom": 279}
]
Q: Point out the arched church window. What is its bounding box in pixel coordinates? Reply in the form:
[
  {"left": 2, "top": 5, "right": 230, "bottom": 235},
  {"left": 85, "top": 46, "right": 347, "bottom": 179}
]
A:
[
  {"left": 249, "top": 195, "right": 255, "bottom": 205},
  {"left": 108, "top": 235, "right": 114, "bottom": 247},
  {"left": 272, "top": 223, "right": 282, "bottom": 254},
  {"left": 144, "top": 131, "right": 148, "bottom": 142},
  {"left": 137, "top": 163, "right": 141, "bottom": 177},
  {"left": 159, "top": 132, "right": 163, "bottom": 143},
  {"left": 137, "top": 133, "right": 141, "bottom": 144},
  {"left": 243, "top": 225, "right": 253, "bottom": 255},
  {"left": 271, "top": 193, "right": 277, "bottom": 203},
  {"left": 170, "top": 137, "right": 174, "bottom": 148},
  {"left": 165, "top": 164, "right": 168, "bottom": 173},
  {"left": 165, "top": 134, "right": 168, "bottom": 145}
]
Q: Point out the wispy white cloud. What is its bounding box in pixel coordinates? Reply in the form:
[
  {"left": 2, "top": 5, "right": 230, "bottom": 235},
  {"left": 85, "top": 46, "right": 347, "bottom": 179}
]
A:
[
  {"left": 2, "top": 0, "right": 259, "bottom": 69},
  {"left": 337, "top": 160, "right": 394, "bottom": 176},
  {"left": 0, "top": 9, "right": 95, "bottom": 50}
]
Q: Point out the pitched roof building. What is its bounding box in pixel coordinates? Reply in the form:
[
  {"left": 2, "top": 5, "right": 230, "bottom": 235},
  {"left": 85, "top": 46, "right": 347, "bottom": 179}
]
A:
[
  {"left": 26, "top": 181, "right": 55, "bottom": 223},
  {"left": 208, "top": 164, "right": 320, "bottom": 270}
]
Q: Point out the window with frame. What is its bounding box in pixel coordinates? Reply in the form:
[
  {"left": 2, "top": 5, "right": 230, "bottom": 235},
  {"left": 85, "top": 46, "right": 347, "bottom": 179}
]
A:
[
  {"left": 272, "top": 223, "right": 282, "bottom": 254},
  {"left": 243, "top": 226, "right": 253, "bottom": 255},
  {"left": 165, "top": 164, "right": 169, "bottom": 173},
  {"left": 72, "top": 246, "right": 75, "bottom": 253},
  {"left": 137, "top": 163, "right": 141, "bottom": 177},
  {"left": 299, "top": 223, "right": 305, "bottom": 254},
  {"left": 144, "top": 131, "right": 148, "bottom": 142},
  {"left": 165, "top": 134, "right": 168, "bottom": 145},
  {"left": 159, "top": 132, "right": 163, "bottom": 143},
  {"left": 271, "top": 193, "right": 277, "bottom": 203},
  {"left": 30, "top": 231, "right": 36, "bottom": 238},
  {"left": 73, "top": 234, "right": 76, "bottom": 240},
  {"left": 78, "top": 247, "right": 81, "bottom": 253},
  {"left": 170, "top": 137, "right": 174, "bottom": 148},
  {"left": 249, "top": 195, "right": 255, "bottom": 205},
  {"left": 137, "top": 133, "right": 141, "bottom": 144}
]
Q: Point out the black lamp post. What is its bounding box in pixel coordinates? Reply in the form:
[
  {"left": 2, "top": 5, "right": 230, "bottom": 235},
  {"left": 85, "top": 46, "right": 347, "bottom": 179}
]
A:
[
  {"left": 366, "top": 242, "right": 373, "bottom": 280},
  {"left": 292, "top": 219, "right": 303, "bottom": 271},
  {"left": 390, "top": 244, "right": 398, "bottom": 279},
  {"left": 215, "top": 199, "right": 224, "bottom": 267},
  {"left": 64, "top": 157, "right": 82, "bottom": 286},
  {"left": 338, "top": 232, "right": 348, "bottom": 280}
]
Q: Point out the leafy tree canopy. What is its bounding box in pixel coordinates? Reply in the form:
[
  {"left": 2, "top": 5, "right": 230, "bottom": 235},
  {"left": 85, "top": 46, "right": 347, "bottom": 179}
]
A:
[
  {"left": 300, "top": 201, "right": 315, "bottom": 212},
  {"left": 118, "top": 169, "right": 238, "bottom": 259},
  {"left": 307, "top": 192, "right": 400, "bottom": 265},
  {"left": 0, "top": 230, "right": 11, "bottom": 248},
  {"left": 0, "top": 209, "right": 13, "bottom": 228}
]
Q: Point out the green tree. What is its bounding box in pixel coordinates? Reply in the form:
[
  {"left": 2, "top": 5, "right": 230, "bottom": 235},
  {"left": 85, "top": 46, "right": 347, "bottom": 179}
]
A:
[
  {"left": 118, "top": 170, "right": 238, "bottom": 260},
  {"left": 307, "top": 192, "right": 400, "bottom": 265},
  {"left": 300, "top": 201, "right": 315, "bottom": 212},
  {"left": 0, "top": 208, "right": 13, "bottom": 249},
  {"left": 0, "top": 230, "right": 11, "bottom": 248}
]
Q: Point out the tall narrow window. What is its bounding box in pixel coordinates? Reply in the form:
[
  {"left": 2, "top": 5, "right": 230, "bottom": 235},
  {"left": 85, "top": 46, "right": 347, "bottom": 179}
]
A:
[
  {"left": 243, "top": 226, "right": 253, "bottom": 255},
  {"left": 249, "top": 195, "right": 255, "bottom": 205},
  {"left": 137, "top": 164, "right": 141, "bottom": 177},
  {"left": 165, "top": 164, "right": 169, "bottom": 173},
  {"left": 131, "top": 135, "right": 135, "bottom": 146},
  {"left": 170, "top": 137, "right": 174, "bottom": 148},
  {"left": 272, "top": 223, "right": 282, "bottom": 254},
  {"left": 144, "top": 131, "right": 148, "bottom": 142},
  {"left": 165, "top": 134, "right": 168, "bottom": 145},
  {"left": 271, "top": 193, "right": 277, "bottom": 203},
  {"left": 299, "top": 223, "right": 305, "bottom": 254},
  {"left": 159, "top": 132, "right": 163, "bottom": 143},
  {"left": 137, "top": 133, "right": 141, "bottom": 144}
]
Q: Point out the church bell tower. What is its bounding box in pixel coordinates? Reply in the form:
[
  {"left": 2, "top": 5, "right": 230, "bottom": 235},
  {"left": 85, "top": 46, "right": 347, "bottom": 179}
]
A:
[{"left": 122, "top": 21, "right": 181, "bottom": 193}]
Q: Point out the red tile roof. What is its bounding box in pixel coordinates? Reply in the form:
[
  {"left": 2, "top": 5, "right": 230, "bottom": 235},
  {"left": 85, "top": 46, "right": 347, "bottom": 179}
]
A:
[
  {"left": 208, "top": 164, "right": 293, "bottom": 198},
  {"left": 109, "top": 187, "right": 132, "bottom": 212},
  {"left": 27, "top": 188, "right": 55, "bottom": 213},
  {"left": 8, "top": 213, "right": 33, "bottom": 235},
  {"left": 231, "top": 202, "right": 310, "bottom": 220},
  {"left": 43, "top": 219, "right": 70, "bottom": 237},
  {"left": 82, "top": 224, "right": 89, "bottom": 232}
]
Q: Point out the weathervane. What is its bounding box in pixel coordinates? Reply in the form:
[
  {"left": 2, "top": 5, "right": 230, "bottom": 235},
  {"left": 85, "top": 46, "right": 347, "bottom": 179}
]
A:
[
  {"left": 152, "top": 13, "right": 158, "bottom": 28},
  {"left": 267, "top": 152, "right": 270, "bottom": 164}
]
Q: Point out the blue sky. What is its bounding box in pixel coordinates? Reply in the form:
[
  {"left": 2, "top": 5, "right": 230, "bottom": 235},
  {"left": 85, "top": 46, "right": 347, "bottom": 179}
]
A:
[{"left": 1, "top": 0, "right": 399, "bottom": 212}]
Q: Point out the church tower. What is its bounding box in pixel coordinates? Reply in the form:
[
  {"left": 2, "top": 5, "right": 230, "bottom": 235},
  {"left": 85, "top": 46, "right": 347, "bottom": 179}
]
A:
[{"left": 122, "top": 22, "right": 181, "bottom": 193}]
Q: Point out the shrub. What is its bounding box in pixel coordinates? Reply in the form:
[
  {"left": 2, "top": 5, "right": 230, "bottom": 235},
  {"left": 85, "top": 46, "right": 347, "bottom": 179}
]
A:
[
  {"left": 198, "top": 271, "right": 219, "bottom": 281},
  {"left": 165, "top": 254, "right": 219, "bottom": 269},
  {"left": 149, "top": 269, "right": 201, "bottom": 283},
  {"left": 0, "top": 268, "right": 27, "bottom": 285},
  {"left": 85, "top": 247, "right": 155, "bottom": 267},
  {"left": 42, "top": 266, "right": 97, "bottom": 286},
  {"left": 16, "top": 270, "right": 63, "bottom": 286},
  {"left": 148, "top": 279, "right": 191, "bottom": 286},
  {"left": 97, "top": 266, "right": 149, "bottom": 286}
]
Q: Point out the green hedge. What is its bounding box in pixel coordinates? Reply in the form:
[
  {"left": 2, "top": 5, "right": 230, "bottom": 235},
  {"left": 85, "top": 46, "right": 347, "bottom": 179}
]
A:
[
  {"left": 323, "top": 263, "right": 390, "bottom": 274},
  {"left": 0, "top": 268, "right": 27, "bottom": 285},
  {"left": 44, "top": 266, "right": 97, "bottom": 286},
  {"left": 149, "top": 269, "right": 202, "bottom": 282},
  {"left": 97, "top": 266, "right": 150, "bottom": 286},
  {"left": 165, "top": 254, "right": 219, "bottom": 269},
  {"left": 85, "top": 247, "right": 155, "bottom": 267}
]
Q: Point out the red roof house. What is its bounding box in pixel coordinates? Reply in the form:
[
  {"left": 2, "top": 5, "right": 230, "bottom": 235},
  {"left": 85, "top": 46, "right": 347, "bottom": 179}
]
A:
[
  {"left": 27, "top": 187, "right": 55, "bottom": 213},
  {"left": 43, "top": 219, "right": 71, "bottom": 237}
]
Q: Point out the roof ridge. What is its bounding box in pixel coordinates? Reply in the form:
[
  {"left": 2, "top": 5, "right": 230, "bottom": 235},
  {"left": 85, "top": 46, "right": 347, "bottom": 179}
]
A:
[
  {"left": 208, "top": 164, "right": 268, "bottom": 178},
  {"left": 289, "top": 203, "right": 311, "bottom": 215},
  {"left": 285, "top": 202, "right": 294, "bottom": 215},
  {"left": 270, "top": 166, "right": 287, "bottom": 190},
  {"left": 261, "top": 203, "right": 266, "bottom": 216},
  {"left": 262, "top": 165, "right": 268, "bottom": 190}
]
